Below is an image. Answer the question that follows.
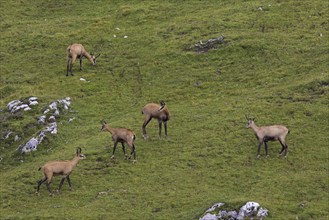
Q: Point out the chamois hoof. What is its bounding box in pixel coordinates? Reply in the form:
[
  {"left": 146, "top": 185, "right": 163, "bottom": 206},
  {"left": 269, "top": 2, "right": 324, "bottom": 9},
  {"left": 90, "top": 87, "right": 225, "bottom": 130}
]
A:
[
  {"left": 266, "top": 155, "right": 270, "bottom": 158},
  {"left": 56, "top": 189, "right": 60, "bottom": 194},
  {"left": 111, "top": 155, "right": 115, "bottom": 160},
  {"left": 256, "top": 155, "right": 260, "bottom": 159},
  {"left": 124, "top": 154, "right": 128, "bottom": 160},
  {"left": 35, "top": 191, "right": 40, "bottom": 195},
  {"left": 132, "top": 160, "right": 137, "bottom": 164}
]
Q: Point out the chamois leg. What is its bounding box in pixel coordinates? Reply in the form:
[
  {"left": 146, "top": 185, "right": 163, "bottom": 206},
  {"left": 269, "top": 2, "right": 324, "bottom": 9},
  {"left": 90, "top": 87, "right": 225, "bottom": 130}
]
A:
[
  {"left": 279, "top": 138, "right": 289, "bottom": 158},
  {"left": 158, "top": 121, "right": 162, "bottom": 139},
  {"left": 70, "top": 54, "right": 77, "bottom": 76},
  {"left": 128, "top": 144, "right": 137, "bottom": 163},
  {"left": 57, "top": 177, "right": 66, "bottom": 193},
  {"left": 66, "top": 61, "right": 70, "bottom": 76},
  {"left": 67, "top": 58, "right": 74, "bottom": 76},
  {"left": 45, "top": 180, "right": 52, "bottom": 195},
  {"left": 257, "top": 141, "right": 263, "bottom": 159},
  {"left": 45, "top": 172, "right": 53, "bottom": 195},
  {"left": 36, "top": 176, "right": 47, "bottom": 194},
  {"left": 68, "top": 61, "right": 74, "bottom": 76},
  {"left": 264, "top": 141, "right": 269, "bottom": 157},
  {"left": 142, "top": 116, "right": 152, "bottom": 139},
  {"left": 121, "top": 142, "right": 128, "bottom": 159},
  {"left": 111, "top": 142, "right": 118, "bottom": 159},
  {"left": 67, "top": 176, "right": 73, "bottom": 191},
  {"left": 164, "top": 121, "right": 168, "bottom": 138},
  {"left": 284, "top": 144, "right": 288, "bottom": 157},
  {"left": 79, "top": 57, "right": 83, "bottom": 71},
  {"left": 278, "top": 139, "right": 286, "bottom": 156}
]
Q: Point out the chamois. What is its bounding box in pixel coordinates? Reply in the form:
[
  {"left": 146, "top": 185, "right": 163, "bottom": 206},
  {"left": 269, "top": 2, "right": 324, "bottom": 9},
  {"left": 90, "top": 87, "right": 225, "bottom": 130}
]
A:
[
  {"left": 142, "top": 101, "right": 170, "bottom": 140},
  {"left": 36, "top": 148, "right": 86, "bottom": 195},
  {"left": 66, "top": 43, "right": 100, "bottom": 76},
  {"left": 245, "top": 116, "right": 290, "bottom": 159},
  {"left": 101, "top": 121, "right": 137, "bottom": 163}
]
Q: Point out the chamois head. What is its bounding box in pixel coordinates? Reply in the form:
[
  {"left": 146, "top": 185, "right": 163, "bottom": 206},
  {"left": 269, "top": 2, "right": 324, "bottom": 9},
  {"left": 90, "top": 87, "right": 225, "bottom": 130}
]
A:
[
  {"left": 76, "top": 147, "right": 86, "bottom": 159},
  {"left": 245, "top": 115, "right": 256, "bottom": 128},
  {"left": 90, "top": 52, "right": 100, "bottom": 65},
  {"left": 100, "top": 120, "right": 107, "bottom": 131}
]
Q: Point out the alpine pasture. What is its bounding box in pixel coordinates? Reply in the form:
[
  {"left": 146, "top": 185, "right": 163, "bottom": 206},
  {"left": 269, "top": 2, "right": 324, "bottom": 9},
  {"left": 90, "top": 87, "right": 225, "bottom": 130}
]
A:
[{"left": 0, "top": 0, "right": 328, "bottom": 219}]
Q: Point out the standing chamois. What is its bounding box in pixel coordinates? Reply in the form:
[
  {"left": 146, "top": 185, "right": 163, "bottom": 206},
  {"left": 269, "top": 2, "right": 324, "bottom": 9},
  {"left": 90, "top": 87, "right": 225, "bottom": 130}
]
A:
[
  {"left": 36, "top": 148, "right": 86, "bottom": 195},
  {"left": 66, "top": 43, "right": 100, "bottom": 76},
  {"left": 245, "top": 116, "right": 290, "bottom": 159},
  {"left": 142, "top": 101, "right": 170, "bottom": 140},
  {"left": 101, "top": 121, "right": 137, "bottom": 163}
]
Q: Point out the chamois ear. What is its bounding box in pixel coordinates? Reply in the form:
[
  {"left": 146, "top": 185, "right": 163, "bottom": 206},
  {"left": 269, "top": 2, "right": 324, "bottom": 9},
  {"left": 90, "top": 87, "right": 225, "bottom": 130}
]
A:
[
  {"left": 100, "top": 120, "right": 107, "bottom": 131},
  {"left": 95, "top": 54, "right": 101, "bottom": 58},
  {"left": 90, "top": 51, "right": 94, "bottom": 56},
  {"left": 159, "top": 100, "right": 166, "bottom": 111},
  {"left": 76, "top": 147, "right": 81, "bottom": 155}
]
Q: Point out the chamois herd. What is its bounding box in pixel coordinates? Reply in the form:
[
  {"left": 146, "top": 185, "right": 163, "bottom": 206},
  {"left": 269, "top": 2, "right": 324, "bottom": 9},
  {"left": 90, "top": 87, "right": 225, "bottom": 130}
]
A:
[{"left": 35, "top": 43, "right": 290, "bottom": 195}]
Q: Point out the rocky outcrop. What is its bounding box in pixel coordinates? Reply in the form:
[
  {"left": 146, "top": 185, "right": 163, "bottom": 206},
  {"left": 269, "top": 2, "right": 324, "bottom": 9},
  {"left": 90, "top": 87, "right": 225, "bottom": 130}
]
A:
[{"left": 200, "top": 202, "right": 268, "bottom": 220}]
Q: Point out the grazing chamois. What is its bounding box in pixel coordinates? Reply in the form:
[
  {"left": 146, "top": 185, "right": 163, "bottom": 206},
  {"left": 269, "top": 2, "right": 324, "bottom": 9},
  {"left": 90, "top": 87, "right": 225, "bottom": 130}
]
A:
[
  {"left": 142, "top": 101, "right": 170, "bottom": 140},
  {"left": 101, "top": 121, "right": 137, "bottom": 163},
  {"left": 245, "top": 116, "right": 290, "bottom": 159},
  {"left": 66, "top": 43, "right": 100, "bottom": 76},
  {"left": 36, "top": 148, "right": 86, "bottom": 195}
]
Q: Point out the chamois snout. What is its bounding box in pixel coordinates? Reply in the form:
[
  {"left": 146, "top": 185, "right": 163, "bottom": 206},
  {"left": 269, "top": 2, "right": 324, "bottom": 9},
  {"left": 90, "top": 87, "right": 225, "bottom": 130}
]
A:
[{"left": 79, "top": 154, "right": 86, "bottom": 159}]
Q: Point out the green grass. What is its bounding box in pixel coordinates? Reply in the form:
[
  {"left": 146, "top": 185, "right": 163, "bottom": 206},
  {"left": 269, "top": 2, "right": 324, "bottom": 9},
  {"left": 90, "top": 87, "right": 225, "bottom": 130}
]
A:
[{"left": 1, "top": 0, "right": 328, "bottom": 219}]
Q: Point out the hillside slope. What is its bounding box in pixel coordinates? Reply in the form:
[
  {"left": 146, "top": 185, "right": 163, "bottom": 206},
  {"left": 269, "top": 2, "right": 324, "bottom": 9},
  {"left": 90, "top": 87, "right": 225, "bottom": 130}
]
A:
[{"left": 1, "top": 0, "right": 328, "bottom": 219}]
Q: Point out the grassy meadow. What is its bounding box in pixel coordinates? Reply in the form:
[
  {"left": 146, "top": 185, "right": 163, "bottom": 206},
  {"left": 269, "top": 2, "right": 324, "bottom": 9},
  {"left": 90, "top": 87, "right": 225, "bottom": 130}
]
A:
[{"left": 1, "top": 0, "right": 328, "bottom": 219}]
